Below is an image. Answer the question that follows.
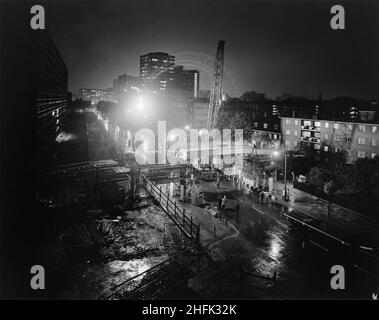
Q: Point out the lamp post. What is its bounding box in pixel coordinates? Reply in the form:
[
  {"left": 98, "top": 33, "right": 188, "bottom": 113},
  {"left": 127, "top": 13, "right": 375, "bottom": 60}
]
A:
[{"left": 284, "top": 152, "right": 288, "bottom": 201}]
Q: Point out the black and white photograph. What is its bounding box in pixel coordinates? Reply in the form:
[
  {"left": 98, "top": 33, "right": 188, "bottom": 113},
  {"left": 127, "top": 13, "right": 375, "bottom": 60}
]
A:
[{"left": 0, "top": 0, "right": 378, "bottom": 305}]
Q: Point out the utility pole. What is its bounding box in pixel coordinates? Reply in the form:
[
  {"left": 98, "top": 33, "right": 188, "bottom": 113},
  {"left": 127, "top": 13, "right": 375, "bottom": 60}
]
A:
[{"left": 284, "top": 153, "right": 288, "bottom": 201}]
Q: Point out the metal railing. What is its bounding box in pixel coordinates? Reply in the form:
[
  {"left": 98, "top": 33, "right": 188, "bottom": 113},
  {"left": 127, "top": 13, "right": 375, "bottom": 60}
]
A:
[
  {"left": 103, "top": 245, "right": 210, "bottom": 300},
  {"left": 141, "top": 174, "right": 201, "bottom": 244}
]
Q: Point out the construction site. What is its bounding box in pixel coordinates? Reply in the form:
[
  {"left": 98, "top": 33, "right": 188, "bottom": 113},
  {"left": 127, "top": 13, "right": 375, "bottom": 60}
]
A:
[
  {"left": 28, "top": 40, "right": 379, "bottom": 300},
  {"left": 30, "top": 41, "right": 247, "bottom": 299}
]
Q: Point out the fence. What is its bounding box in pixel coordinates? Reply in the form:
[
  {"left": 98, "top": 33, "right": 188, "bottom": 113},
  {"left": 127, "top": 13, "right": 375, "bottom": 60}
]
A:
[
  {"left": 104, "top": 245, "right": 210, "bottom": 300},
  {"left": 141, "top": 174, "right": 201, "bottom": 244}
]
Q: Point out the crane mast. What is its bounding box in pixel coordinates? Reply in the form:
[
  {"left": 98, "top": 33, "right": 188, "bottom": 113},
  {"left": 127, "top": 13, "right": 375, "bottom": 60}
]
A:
[{"left": 206, "top": 40, "right": 225, "bottom": 130}]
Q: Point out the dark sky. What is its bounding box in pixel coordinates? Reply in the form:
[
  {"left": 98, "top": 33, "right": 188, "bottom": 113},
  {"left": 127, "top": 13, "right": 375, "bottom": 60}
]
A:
[{"left": 44, "top": 0, "right": 379, "bottom": 99}]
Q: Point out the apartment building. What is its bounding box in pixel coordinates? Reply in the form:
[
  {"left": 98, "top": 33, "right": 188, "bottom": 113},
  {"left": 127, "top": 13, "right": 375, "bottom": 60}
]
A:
[{"left": 281, "top": 117, "right": 379, "bottom": 162}]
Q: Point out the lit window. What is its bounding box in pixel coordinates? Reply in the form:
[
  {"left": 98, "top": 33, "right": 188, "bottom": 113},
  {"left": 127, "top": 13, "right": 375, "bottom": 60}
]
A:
[
  {"left": 286, "top": 119, "right": 291, "bottom": 125},
  {"left": 358, "top": 151, "right": 365, "bottom": 158},
  {"left": 264, "top": 123, "right": 268, "bottom": 129},
  {"left": 286, "top": 130, "right": 291, "bottom": 135},
  {"left": 254, "top": 122, "right": 258, "bottom": 128},
  {"left": 334, "top": 123, "right": 339, "bottom": 130},
  {"left": 294, "top": 120, "right": 299, "bottom": 125},
  {"left": 371, "top": 153, "right": 377, "bottom": 159},
  {"left": 314, "top": 144, "right": 320, "bottom": 150},
  {"left": 315, "top": 121, "right": 321, "bottom": 127},
  {"left": 358, "top": 125, "right": 366, "bottom": 132},
  {"left": 294, "top": 141, "right": 298, "bottom": 147},
  {"left": 294, "top": 130, "right": 298, "bottom": 136},
  {"left": 372, "top": 139, "right": 377, "bottom": 147},
  {"left": 302, "top": 131, "right": 311, "bottom": 138},
  {"left": 325, "top": 122, "right": 329, "bottom": 128},
  {"left": 324, "top": 134, "right": 329, "bottom": 140},
  {"left": 372, "top": 126, "right": 377, "bottom": 133},
  {"left": 358, "top": 137, "right": 366, "bottom": 145},
  {"left": 324, "top": 146, "right": 329, "bottom": 152}
]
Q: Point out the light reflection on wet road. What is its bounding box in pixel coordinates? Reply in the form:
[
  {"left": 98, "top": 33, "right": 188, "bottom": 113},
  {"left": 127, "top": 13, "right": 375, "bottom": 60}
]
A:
[{"left": 201, "top": 179, "right": 378, "bottom": 299}]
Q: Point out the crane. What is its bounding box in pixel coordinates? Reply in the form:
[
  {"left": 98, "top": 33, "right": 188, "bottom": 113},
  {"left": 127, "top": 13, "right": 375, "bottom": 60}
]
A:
[{"left": 206, "top": 40, "right": 225, "bottom": 130}]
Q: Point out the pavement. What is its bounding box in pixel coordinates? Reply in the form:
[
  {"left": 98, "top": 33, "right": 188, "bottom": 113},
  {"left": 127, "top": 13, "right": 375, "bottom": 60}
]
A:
[{"left": 272, "top": 181, "right": 379, "bottom": 249}]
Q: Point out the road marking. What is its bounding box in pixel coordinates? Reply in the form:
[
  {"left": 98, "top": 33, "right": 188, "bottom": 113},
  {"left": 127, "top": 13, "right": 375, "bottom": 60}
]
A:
[
  {"left": 309, "top": 240, "right": 329, "bottom": 252},
  {"left": 354, "top": 264, "right": 379, "bottom": 281},
  {"left": 231, "top": 194, "right": 290, "bottom": 230}
]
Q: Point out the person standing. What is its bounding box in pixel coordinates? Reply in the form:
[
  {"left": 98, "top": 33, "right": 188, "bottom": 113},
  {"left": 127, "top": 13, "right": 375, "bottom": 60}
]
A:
[
  {"left": 217, "top": 195, "right": 222, "bottom": 210},
  {"left": 259, "top": 191, "right": 264, "bottom": 204},
  {"left": 221, "top": 195, "right": 227, "bottom": 210}
]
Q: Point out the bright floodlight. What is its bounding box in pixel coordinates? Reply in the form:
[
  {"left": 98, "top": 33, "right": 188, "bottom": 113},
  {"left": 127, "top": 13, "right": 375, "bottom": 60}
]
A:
[
  {"left": 273, "top": 151, "right": 280, "bottom": 157},
  {"left": 185, "top": 125, "right": 190, "bottom": 130}
]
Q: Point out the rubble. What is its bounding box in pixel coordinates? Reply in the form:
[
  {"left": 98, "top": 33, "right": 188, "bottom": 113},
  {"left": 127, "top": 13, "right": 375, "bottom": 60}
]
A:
[{"left": 59, "top": 204, "right": 182, "bottom": 299}]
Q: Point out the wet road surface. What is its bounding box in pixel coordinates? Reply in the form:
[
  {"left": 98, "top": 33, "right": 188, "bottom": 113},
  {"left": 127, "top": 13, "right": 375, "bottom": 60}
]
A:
[{"left": 199, "top": 178, "right": 379, "bottom": 299}]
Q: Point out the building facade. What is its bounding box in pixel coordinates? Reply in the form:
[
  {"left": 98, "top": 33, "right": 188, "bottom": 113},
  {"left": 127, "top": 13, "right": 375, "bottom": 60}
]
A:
[
  {"left": 173, "top": 66, "right": 199, "bottom": 98},
  {"left": 79, "top": 88, "right": 113, "bottom": 104},
  {"left": 281, "top": 117, "right": 379, "bottom": 162},
  {"left": 139, "top": 52, "right": 175, "bottom": 92},
  {"left": 112, "top": 73, "right": 142, "bottom": 102}
]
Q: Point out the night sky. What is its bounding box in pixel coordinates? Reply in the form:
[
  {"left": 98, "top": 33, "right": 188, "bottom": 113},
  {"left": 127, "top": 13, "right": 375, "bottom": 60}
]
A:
[{"left": 42, "top": 0, "right": 379, "bottom": 99}]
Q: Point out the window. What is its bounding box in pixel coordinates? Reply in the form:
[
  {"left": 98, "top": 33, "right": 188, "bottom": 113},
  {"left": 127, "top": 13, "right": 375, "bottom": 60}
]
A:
[
  {"left": 371, "top": 153, "right": 377, "bottom": 159},
  {"left": 358, "top": 137, "right": 366, "bottom": 145},
  {"left": 285, "top": 140, "right": 290, "bottom": 147},
  {"left": 294, "top": 130, "right": 298, "bottom": 136},
  {"left": 304, "top": 120, "right": 311, "bottom": 127},
  {"left": 293, "top": 141, "right": 298, "bottom": 147},
  {"left": 254, "top": 122, "right": 258, "bottom": 128},
  {"left": 263, "top": 123, "right": 268, "bottom": 129},
  {"left": 334, "top": 123, "right": 339, "bottom": 130},
  {"left": 325, "top": 122, "right": 329, "bottom": 128},
  {"left": 294, "top": 120, "right": 299, "bottom": 126},
  {"left": 324, "top": 134, "right": 329, "bottom": 140},
  {"left": 372, "top": 126, "right": 377, "bottom": 133},
  {"left": 315, "top": 121, "right": 321, "bottom": 127},
  {"left": 358, "top": 151, "right": 365, "bottom": 158},
  {"left": 324, "top": 146, "right": 329, "bottom": 152},
  {"left": 348, "top": 124, "right": 353, "bottom": 131},
  {"left": 358, "top": 125, "right": 366, "bottom": 132},
  {"left": 274, "top": 124, "right": 279, "bottom": 130},
  {"left": 314, "top": 144, "right": 320, "bottom": 150},
  {"left": 372, "top": 139, "right": 377, "bottom": 147},
  {"left": 302, "top": 131, "right": 311, "bottom": 138},
  {"left": 286, "top": 130, "right": 291, "bottom": 135},
  {"left": 285, "top": 119, "right": 291, "bottom": 125}
]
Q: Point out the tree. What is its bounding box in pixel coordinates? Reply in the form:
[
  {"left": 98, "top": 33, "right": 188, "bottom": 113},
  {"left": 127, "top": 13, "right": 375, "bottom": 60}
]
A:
[{"left": 228, "top": 112, "right": 253, "bottom": 141}]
